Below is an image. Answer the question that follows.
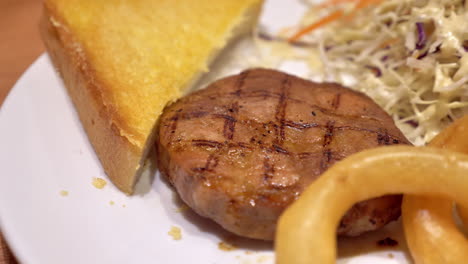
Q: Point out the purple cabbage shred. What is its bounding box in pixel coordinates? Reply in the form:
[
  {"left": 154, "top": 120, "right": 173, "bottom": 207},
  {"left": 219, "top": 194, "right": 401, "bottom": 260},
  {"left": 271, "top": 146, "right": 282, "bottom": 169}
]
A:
[
  {"left": 415, "top": 22, "right": 427, "bottom": 50},
  {"left": 417, "top": 50, "right": 428, "bottom": 60},
  {"left": 406, "top": 120, "right": 419, "bottom": 128},
  {"left": 365, "top": 65, "right": 382, "bottom": 77}
]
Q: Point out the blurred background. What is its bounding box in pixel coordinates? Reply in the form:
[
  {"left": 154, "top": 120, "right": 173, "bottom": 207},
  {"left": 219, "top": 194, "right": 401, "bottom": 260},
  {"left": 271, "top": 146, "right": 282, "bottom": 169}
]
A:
[
  {"left": 1, "top": 1, "right": 44, "bottom": 262},
  {"left": 1, "top": 0, "right": 44, "bottom": 106}
]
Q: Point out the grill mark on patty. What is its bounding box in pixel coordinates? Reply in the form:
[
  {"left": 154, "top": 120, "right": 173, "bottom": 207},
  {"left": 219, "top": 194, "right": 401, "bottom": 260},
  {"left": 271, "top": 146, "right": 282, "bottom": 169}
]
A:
[
  {"left": 204, "top": 154, "right": 219, "bottom": 172},
  {"left": 320, "top": 121, "right": 335, "bottom": 171},
  {"left": 191, "top": 140, "right": 257, "bottom": 151},
  {"left": 335, "top": 126, "right": 403, "bottom": 142},
  {"left": 263, "top": 151, "right": 275, "bottom": 182},
  {"left": 191, "top": 154, "right": 219, "bottom": 173},
  {"left": 167, "top": 112, "right": 180, "bottom": 142},
  {"left": 223, "top": 103, "right": 239, "bottom": 140},
  {"left": 222, "top": 71, "right": 248, "bottom": 140},
  {"left": 233, "top": 70, "right": 248, "bottom": 97},
  {"left": 191, "top": 139, "right": 223, "bottom": 148},
  {"left": 332, "top": 93, "right": 342, "bottom": 110},
  {"left": 283, "top": 120, "right": 320, "bottom": 129},
  {"left": 274, "top": 75, "right": 291, "bottom": 145},
  {"left": 323, "top": 121, "right": 335, "bottom": 147},
  {"left": 377, "top": 129, "right": 395, "bottom": 145},
  {"left": 272, "top": 144, "right": 289, "bottom": 154}
]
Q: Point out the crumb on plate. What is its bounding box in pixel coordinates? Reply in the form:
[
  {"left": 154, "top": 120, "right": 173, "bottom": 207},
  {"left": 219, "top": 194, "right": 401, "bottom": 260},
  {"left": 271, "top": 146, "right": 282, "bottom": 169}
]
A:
[
  {"left": 92, "top": 177, "right": 107, "bottom": 189},
  {"left": 59, "top": 190, "right": 69, "bottom": 197},
  {"left": 218, "top": 241, "right": 237, "bottom": 251},
  {"left": 109, "top": 201, "right": 115, "bottom": 206},
  {"left": 168, "top": 226, "right": 182, "bottom": 240}
]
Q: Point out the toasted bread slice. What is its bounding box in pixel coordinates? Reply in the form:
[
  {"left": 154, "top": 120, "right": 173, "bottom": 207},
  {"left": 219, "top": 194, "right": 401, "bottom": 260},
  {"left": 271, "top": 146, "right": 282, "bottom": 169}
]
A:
[{"left": 40, "top": 0, "right": 263, "bottom": 194}]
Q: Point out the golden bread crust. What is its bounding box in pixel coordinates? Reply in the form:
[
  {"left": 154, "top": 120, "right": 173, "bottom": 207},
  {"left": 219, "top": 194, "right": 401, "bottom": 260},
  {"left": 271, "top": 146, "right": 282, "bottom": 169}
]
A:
[{"left": 40, "top": 8, "right": 142, "bottom": 194}]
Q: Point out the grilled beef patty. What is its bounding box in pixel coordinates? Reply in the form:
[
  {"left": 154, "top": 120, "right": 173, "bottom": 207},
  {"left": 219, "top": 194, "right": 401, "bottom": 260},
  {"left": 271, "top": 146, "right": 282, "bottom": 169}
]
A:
[{"left": 157, "top": 68, "right": 410, "bottom": 240}]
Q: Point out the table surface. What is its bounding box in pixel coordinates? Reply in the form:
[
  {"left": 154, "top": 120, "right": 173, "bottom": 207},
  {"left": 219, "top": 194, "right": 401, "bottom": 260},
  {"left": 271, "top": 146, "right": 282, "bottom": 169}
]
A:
[{"left": 0, "top": 0, "right": 45, "bottom": 263}]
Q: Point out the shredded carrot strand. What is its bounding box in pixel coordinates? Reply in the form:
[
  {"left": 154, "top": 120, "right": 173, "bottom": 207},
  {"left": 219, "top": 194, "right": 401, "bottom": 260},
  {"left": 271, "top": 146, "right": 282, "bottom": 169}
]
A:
[
  {"left": 345, "top": 0, "right": 383, "bottom": 21},
  {"left": 317, "top": 0, "right": 359, "bottom": 9},
  {"left": 288, "top": 10, "right": 344, "bottom": 43},
  {"left": 355, "top": 0, "right": 383, "bottom": 9},
  {"left": 289, "top": 0, "right": 383, "bottom": 42}
]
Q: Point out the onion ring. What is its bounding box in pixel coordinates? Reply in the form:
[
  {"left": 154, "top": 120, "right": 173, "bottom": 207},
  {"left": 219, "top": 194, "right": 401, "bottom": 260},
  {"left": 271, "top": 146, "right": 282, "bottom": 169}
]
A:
[
  {"left": 460, "top": 206, "right": 468, "bottom": 227},
  {"left": 275, "top": 146, "right": 468, "bottom": 264},
  {"left": 402, "top": 116, "right": 468, "bottom": 264},
  {"left": 402, "top": 197, "right": 468, "bottom": 264}
]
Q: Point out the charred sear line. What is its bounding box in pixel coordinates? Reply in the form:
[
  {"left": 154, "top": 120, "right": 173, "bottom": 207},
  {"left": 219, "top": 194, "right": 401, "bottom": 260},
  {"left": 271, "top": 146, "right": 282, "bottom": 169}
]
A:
[
  {"left": 274, "top": 76, "right": 291, "bottom": 145},
  {"left": 167, "top": 113, "right": 179, "bottom": 142},
  {"left": 237, "top": 142, "right": 252, "bottom": 149},
  {"left": 283, "top": 120, "right": 320, "bottom": 129},
  {"left": 377, "top": 130, "right": 393, "bottom": 145},
  {"left": 272, "top": 144, "right": 289, "bottom": 154},
  {"left": 204, "top": 154, "right": 220, "bottom": 172},
  {"left": 222, "top": 70, "right": 246, "bottom": 140},
  {"left": 336, "top": 126, "right": 406, "bottom": 143},
  {"left": 191, "top": 139, "right": 223, "bottom": 149},
  {"left": 191, "top": 153, "right": 220, "bottom": 174},
  {"left": 331, "top": 93, "right": 341, "bottom": 110},
  {"left": 213, "top": 113, "right": 235, "bottom": 120},
  {"left": 222, "top": 102, "right": 239, "bottom": 140},
  {"left": 323, "top": 121, "right": 335, "bottom": 147},
  {"left": 320, "top": 150, "right": 333, "bottom": 171},
  {"left": 233, "top": 70, "right": 249, "bottom": 96},
  {"left": 324, "top": 150, "right": 333, "bottom": 162},
  {"left": 263, "top": 154, "right": 275, "bottom": 182},
  {"left": 320, "top": 121, "right": 335, "bottom": 171}
]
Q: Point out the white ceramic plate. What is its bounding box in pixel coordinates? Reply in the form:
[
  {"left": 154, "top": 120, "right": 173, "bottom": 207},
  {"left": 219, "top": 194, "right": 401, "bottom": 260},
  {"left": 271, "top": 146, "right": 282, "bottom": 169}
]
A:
[{"left": 0, "top": 1, "right": 412, "bottom": 263}]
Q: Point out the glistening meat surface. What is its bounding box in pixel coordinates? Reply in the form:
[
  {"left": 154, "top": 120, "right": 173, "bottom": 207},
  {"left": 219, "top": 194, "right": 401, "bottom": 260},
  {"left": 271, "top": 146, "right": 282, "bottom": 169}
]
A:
[{"left": 157, "top": 68, "right": 410, "bottom": 240}]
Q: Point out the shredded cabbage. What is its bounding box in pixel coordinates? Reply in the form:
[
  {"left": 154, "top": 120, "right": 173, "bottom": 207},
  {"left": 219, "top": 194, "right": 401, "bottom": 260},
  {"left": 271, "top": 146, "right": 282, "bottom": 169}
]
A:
[{"left": 257, "top": 0, "right": 468, "bottom": 145}]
